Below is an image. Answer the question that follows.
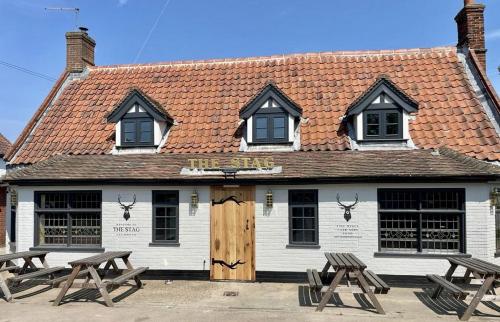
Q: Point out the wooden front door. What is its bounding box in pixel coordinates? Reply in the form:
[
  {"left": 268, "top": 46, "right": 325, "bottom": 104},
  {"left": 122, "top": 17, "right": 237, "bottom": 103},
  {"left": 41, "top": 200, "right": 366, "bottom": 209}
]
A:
[{"left": 210, "top": 186, "right": 255, "bottom": 281}]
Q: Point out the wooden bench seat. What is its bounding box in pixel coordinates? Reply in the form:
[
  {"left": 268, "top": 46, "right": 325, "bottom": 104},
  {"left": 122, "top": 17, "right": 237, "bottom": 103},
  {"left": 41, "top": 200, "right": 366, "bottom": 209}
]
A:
[
  {"left": 0, "top": 265, "right": 19, "bottom": 273},
  {"left": 427, "top": 274, "right": 469, "bottom": 300},
  {"left": 363, "top": 270, "right": 390, "bottom": 294},
  {"left": 8, "top": 266, "right": 65, "bottom": 283},
  {"left": 306, "top": 269, "right": 323, "bottom": 291},
  {"left": 50, "top": 269, "right": 90, "bottom": 286},
  {"left": 103, "top": 267, "right": 148, "bottom": 286}
]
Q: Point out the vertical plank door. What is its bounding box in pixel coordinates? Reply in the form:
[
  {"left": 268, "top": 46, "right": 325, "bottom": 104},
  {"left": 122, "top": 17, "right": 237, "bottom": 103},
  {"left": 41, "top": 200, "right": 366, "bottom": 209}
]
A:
[{"left": 210, "top": 186, "right": 255, "bottom": 281}]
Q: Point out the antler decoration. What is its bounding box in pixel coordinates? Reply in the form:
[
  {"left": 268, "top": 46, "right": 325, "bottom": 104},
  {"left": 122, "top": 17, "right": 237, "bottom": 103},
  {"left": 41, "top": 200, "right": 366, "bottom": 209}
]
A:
[
  {"left": 118, "top": 194, "right": 136, "bottom": 221},
  {"left": 336, "top": 193, "right": 359, "bottom": 222}
]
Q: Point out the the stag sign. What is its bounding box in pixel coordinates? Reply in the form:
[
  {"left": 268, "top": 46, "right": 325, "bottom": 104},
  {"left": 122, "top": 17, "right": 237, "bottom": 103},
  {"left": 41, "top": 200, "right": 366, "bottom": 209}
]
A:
[
  {"left": 118, "top": 194, "right": 136, "bottom": 221},
  {"left": 336, "top": 193, "right": 359, "bottom": 222}
]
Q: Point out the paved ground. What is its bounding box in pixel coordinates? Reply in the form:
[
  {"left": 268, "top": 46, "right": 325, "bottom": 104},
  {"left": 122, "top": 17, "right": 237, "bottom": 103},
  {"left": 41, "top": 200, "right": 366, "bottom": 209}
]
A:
[{"left": 1, "top": 279, "right": 500, "bottom": 322}]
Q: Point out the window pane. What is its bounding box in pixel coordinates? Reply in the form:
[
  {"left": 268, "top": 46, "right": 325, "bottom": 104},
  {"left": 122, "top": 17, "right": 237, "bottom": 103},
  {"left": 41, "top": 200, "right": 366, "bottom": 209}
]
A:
[
  {"left": 379, "top": 212, "right": 418, "bottom": 252},
  {"left": 304, "top": 230, "right": 315, "bottom": 243},
  {"left": 39, "top": 192, "right": 68, "bottom": 209},
  {"left": 292, "top": 207, "right": 303, "bottom": 218},
  {"left": 290, "top": 190, "right": 317, "bottom": 204},
  {"left": 71, "top": 213, "right": 101, "bottom": 246},
  {"left": 421, "top": 191, "right": 462, "bottom": 210},
  {"left": 421, "top": 213, "right": 460, "bottom": 253},
  {"left": 69, "top": 192, "right": 101, "bottom": 209},
  {"left": 379, "top": 190, "right": 418, "bottom": 210},
  {"left": 153, "top": 191, "right": 179, "bottom": 242},
  {"left": 39, "top": 213, "right": 68, "bottom": 245},
  {"left": 139, "top": 120, "right": 153, "bottom": 143},
  {"left": 273, "top": 117, "right": 285, "bottom": 139},
  {"left": 123, "top": 121, "right": 136, "bottom": 143},
  {"left": 292, "top": 230, "right": 303, "bottom": 243},
  {"left": 255, "top": 117, "right": 268, "bottom": 139},
  {"left": 304, "top": 218, "right": 315, "bottom": 229},
  {"left": 292, "top": 218, "right": 303, "bottom": 229},
  {"left": 386, "top": 112, "right": 399, "bottom": 124},
  {"left": 496, "top": 205, "right": 500, "bottom": 251},
  {"left": 153, "top": 191, "right": 179, "bottom": 205},
  {"left": 366, "top": 113, "right": 380, "bottom": 136}
]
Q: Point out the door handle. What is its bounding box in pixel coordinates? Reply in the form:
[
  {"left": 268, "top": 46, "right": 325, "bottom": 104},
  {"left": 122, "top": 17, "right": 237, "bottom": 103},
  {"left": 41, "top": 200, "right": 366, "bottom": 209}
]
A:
[{"left": 246, "top": 219, "right": 249, "bottom": 230}]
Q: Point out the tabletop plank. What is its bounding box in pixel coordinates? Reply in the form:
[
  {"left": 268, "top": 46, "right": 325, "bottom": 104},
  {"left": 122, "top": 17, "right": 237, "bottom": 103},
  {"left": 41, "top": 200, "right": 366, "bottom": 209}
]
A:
[
  {"left": 448, "top": 258, "right": 491, "bottom": 275},
  {"left": 69, "top": 251, "right": 132, "bottom": 266},
  {"left": 0, "top": 251, "right": 49, "bottom": 263}
]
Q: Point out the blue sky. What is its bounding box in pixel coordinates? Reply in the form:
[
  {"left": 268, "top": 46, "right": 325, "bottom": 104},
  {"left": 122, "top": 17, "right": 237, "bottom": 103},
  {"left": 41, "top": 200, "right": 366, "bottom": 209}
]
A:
[{"left": 1, "top": 0, "right": 499, "bottom": 142}]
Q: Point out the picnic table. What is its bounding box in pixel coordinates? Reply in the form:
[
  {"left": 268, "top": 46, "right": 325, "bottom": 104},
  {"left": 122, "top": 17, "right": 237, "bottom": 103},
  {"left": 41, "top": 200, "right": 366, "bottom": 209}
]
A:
[
  {"left": 307, "top": 252, "right": 389, "bottom": 314},
  {"left": 428, "top": 257, "right": 500, "bottom": 321},
  {"left": 53, "top": 251, "right": 148, "bottom": 307},
  {"left": 0, "top": 251, "right": 64, "bottom": 302}
]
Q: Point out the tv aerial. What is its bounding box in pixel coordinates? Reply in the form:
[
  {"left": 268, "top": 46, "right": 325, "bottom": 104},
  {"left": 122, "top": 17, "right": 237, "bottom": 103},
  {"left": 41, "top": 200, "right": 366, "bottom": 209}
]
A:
[{"left": 44, "top": 7, "right": 80, "bottom": 30}]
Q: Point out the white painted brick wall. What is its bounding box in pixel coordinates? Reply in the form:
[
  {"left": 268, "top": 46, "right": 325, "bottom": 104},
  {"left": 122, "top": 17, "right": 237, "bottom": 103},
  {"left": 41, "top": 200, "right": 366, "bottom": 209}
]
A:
[{"left": 14, "top": 182, "right": 496, "bottom": 276}]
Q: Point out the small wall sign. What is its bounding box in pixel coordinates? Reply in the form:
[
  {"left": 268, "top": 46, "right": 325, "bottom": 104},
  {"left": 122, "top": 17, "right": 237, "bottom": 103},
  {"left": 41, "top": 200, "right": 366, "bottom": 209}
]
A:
[{"left": 187, "top": 157, "right": 275, "bottom": 169}]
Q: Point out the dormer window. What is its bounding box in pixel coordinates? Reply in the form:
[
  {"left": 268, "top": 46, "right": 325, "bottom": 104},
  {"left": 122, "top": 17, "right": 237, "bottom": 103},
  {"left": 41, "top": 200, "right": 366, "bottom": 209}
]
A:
[
  {"left": 239, "top": 83, "right": 302, "bottom": 149},
  {"left": 363, "top": 94, "right": 403, "bottom": 140},
  {"left": 107, "top": 88, "right": 173, "bottom": 150},
  {"left": 253, "top": 99, "right": 288, "bottom": 143},
  {"left": 345, "top": 76, "right": 418, "bottom": 145},
  {"left": 121, "top": 105, "right": 155, "bottom": 146}
]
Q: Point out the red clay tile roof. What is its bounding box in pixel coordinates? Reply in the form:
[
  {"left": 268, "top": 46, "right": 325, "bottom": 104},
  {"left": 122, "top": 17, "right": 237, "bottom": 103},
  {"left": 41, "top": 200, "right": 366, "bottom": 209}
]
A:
[
  {"left": 0, "top": 133, "right": 12, "bottom": 158},
  {"left": 6, "top": 148, "right": 499, "bottom": 184},
  {"left": 8, "top": 46, "right": 500, "bottom": 164}
]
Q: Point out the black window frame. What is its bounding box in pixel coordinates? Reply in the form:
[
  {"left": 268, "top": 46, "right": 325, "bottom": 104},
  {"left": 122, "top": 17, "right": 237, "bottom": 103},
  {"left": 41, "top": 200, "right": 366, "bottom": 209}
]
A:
[
  {"left": 34, "top": 191, "right": 102, "bottom": 249},
  {"left": 377, "top": 188, "right": 466, "bottom": 255},
  {"left": 288, "top": 189, "right": 319, "bottom": 246},
  {"left": 251, "top": 99, "right": 290, "bottom": 144},
  {"left": 152, "top": 190, "right": 180, "bottom": 245},
  {"left": 120, "top": 109, "right": 155, "bottom": 147},
  {"left": 363, "top": 109, "right": 403, "bottom": 140}
]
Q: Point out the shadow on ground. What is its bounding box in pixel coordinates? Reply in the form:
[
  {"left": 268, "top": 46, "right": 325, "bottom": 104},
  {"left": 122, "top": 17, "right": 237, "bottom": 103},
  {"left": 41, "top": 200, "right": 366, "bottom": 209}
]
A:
[
  {"left": 297, "top": 285, "right": 377, "bottom": 313},
  {"left": 414, "top": 287, "right": 500, "bottom": 320}
]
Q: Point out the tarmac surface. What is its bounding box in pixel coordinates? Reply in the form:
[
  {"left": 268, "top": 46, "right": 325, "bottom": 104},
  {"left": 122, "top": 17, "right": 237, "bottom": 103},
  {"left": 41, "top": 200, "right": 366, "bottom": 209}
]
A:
[{"left": 1, "top": 278, "right": 500, "bottom": 322}]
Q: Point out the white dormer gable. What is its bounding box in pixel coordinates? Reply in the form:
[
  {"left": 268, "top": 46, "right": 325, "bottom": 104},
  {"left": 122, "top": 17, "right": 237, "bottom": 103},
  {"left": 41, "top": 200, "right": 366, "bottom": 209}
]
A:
[
  {"left": 345, "top": 76, "right": 419, "bottom": 150},
  {"left": 107, "top": 89, "right": 174, "bottom": 154},
  {"left": 238, "top": 83, "right": 303, "bottom": 152}
]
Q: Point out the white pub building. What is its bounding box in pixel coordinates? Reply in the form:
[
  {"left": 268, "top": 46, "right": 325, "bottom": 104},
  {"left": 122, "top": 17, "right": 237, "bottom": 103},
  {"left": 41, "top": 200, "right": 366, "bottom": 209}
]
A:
[{"left": 4, "top": 1, "right": 500, "bottom": 281}]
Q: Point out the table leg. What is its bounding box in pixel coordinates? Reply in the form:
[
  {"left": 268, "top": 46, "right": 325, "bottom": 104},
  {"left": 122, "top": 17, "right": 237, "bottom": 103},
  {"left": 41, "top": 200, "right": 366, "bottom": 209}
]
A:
[
  {"left": 356, "top": 271, "right": 385, "bottom": 314},
  {"left": 53, "top": 265, "right": 81, "bottom": 306},
  {"left": 316, "top": 268, "right": 346, "bottom": 312},
  {"left": 433, "top": 263, "right": 458, "bottom": 299},
  {"left": 121, "top": 255, "right": 142, "bottom": 288},
  {"left": 460, "top": 275, "right": 495, "bottom": 321},
  {"left": 88, "top": 266, "right": 114, "bottom": 307},
  {"left": 0, "top": 273, "right": 13, "bottom": 302},
  {"left": 320, "top": 262, "right": 331, "bottom": 280}
]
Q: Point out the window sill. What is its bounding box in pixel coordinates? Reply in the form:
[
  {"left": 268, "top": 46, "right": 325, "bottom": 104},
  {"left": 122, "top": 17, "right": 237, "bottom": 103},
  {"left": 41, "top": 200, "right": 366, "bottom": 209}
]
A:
[
  {"left": 30, "top": 247, "right": 105, "bottom": 253},
  {"left": 117, "top": 145, "right": 158, "bottom": 149},
  {"left": 357, "top": 139, "right": 408, "bottom": 143},
  {"left": 374, "top": 252, "right": 471, "bottom": 259},
  {"left": 149, "top": 242, "right": 180, "bottom": 247},
  {"left": 286, "top": 244, "right": 321, "bottom": 249},
  {"left": 248, "top": 141, "right": 293, "bottom": 146}
]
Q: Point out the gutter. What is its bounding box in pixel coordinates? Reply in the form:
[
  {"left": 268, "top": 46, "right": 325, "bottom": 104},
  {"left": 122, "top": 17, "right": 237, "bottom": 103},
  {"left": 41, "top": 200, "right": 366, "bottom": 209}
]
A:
[{"left": 5, "top": 174, "right": 498, "bottom": 186}]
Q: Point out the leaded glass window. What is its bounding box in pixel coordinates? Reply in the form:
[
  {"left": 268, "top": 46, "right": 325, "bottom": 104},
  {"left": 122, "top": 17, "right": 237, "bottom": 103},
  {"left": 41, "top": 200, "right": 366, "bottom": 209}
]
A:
[
  {"left": 152, "top": 191, "right": 179, "bottom": 243},
  {"left": 378, "top": 189, "right": 465, "bottom": 254},
  {"left": 35, "top": 191, "right": 101, "bottom": 247}
]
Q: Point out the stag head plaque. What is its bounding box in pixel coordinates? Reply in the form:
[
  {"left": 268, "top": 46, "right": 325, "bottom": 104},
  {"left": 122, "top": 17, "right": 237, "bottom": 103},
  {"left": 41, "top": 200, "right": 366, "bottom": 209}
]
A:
[
  {"left": 118, "top": 194, "right": 136, "bottom": 221},
  {"left": 336, "top": 193, "right": 359, "bottom": 222}
]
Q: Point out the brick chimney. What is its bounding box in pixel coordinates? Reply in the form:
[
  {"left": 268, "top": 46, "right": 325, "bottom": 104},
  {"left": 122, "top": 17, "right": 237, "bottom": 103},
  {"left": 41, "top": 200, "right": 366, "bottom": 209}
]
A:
[
  {"left": 65, "top": 27, "right": 95, "bottom": 73},
  {"left": 455, "top": 0, "right": 487, "bottom": 70}
]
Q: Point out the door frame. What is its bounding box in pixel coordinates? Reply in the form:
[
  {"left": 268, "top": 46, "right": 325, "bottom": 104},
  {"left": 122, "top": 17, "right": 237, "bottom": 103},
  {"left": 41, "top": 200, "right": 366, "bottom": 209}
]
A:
[{"left": 209, "top": 185, "right": 256, "bottom": 281}]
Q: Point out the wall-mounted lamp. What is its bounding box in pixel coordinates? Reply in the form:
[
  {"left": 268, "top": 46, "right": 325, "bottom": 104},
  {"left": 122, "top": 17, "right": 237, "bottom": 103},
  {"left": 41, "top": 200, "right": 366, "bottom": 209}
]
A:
[
  {"left": 491, "top": 188, "right": 500, "bottom": 207},
  {"left": 191, "top": 190, "right": 199, "bottom": 208},
  {"left": 266, "top": 189, "right": 273, "bottom": 208}
]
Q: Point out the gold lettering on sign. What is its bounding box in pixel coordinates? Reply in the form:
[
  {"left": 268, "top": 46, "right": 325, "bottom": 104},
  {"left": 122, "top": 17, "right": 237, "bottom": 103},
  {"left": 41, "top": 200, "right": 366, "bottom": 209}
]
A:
[
  {"left": 231, "top": 158, "right": 240, "bottom": 168},
  {"left": 187, "top": 157, "right": 276, "bottom": 169}
]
